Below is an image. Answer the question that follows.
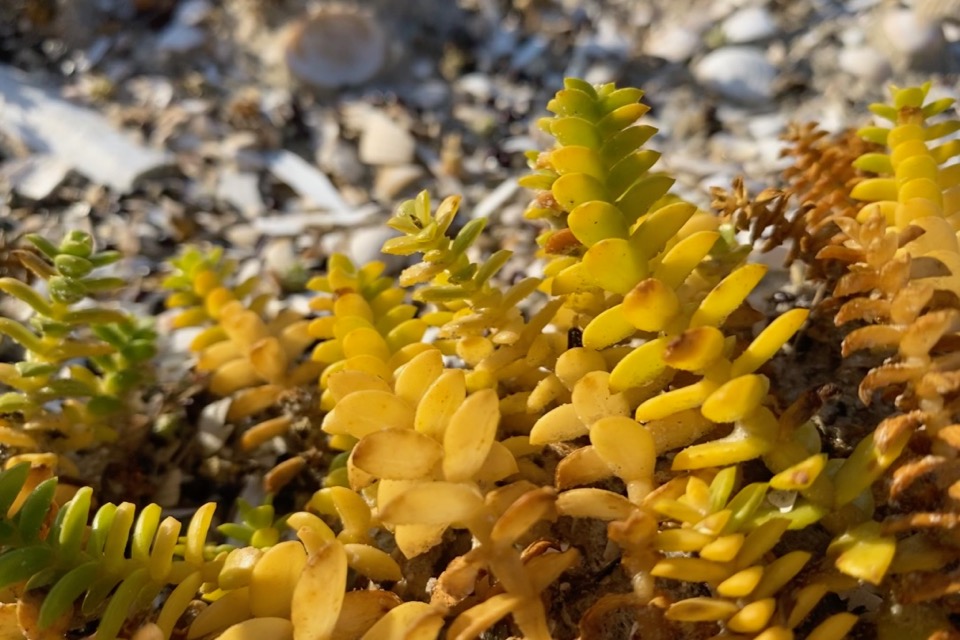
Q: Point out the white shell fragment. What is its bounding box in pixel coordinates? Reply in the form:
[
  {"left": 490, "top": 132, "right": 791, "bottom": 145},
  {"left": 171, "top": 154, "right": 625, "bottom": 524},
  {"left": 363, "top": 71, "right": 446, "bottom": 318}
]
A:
[
  {"left": 0, "top": 64, "right": 173, "bottom": 192},
  {"left": 694, "top": 46, "right": 777, "bottom": 105},
  {"left": 722, "top": 6, "right": 778, "bottom": 44},
  {"left": 358, "top": 113, "right": 416, "bottom": 166},
  {"left": 284, "top": 5, "right": 387, "bottom": 88},
  {"left": 644, "top": 24, "right": 702, "bottom": 63}
]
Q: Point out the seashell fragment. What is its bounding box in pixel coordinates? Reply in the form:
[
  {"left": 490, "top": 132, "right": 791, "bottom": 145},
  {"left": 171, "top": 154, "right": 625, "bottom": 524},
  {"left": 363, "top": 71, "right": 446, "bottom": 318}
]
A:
[
  {"left": 694, "top": 46, "right": 777, "bottom": 105},
  {"left": 722, "top": 7, "right": 778, "bottom": 44},
  {"left": 284, "top": 6, "right": 387, "bottom": 88}
]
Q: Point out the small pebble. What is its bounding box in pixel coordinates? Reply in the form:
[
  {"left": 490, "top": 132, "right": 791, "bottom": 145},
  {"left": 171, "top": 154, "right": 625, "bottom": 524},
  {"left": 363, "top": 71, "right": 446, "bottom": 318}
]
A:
[
  {"left": 694, "top": 46, "right": 777, "bottom": 105},
  {"left": 359, "top": 112, "right": 417, "bottom": 166},
  {"left": 722, "top": 6, "right": 778, "bottom": 44}
]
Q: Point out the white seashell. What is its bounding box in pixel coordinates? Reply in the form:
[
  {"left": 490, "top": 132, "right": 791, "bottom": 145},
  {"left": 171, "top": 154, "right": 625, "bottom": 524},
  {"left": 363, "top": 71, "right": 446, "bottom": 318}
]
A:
[
  {"left": 838, "top": 45, "right": 892, "bottom": 83},
  {"left": 881, "top": 9, "right": 945, "bottom": 55},
  {"left": 874, "top": 7, "right": 949, "bottom": 72},
  {"left": 457, "top": 73, "right": 495, "bottom": 102},
  {"left": 284, "top": 5, "right": 387, "bottom": 88},
  {"left": 358, "top": 112, "right": 416, "bottom": 166},
  {"left": 722, "top": 6, "right": 778, "bottom": 44},
  {"left": 694, "top": 46, "right": 777, "bottom": 105},
  {"left": 644, "top": 23, "right": 702, "bottom": 63}
]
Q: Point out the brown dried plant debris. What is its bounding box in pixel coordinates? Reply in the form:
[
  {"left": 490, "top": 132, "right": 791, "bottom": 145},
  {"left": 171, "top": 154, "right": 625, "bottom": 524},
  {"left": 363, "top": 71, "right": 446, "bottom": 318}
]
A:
[{"left": 714, "top": 125, "right": 880, "bottom": 279}]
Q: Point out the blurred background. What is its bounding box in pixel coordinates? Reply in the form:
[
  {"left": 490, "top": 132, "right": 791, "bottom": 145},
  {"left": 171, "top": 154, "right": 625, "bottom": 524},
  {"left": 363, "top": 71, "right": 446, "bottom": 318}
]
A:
[{"left": 0, "top": 0, "right": 958, "bottom": 279}]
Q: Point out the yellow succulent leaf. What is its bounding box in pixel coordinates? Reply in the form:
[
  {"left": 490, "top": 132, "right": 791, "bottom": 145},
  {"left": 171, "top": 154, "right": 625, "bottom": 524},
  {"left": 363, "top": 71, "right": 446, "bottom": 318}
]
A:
[
  {"left": 215, "top": 618, "right": 293, "bottom": 640},
  {"left": 249, "top": 540, "right": 307, "bottom": 618},
  {"left": 353, "top": 429, "right": 443, "bottom": 480},
  {"left": 447, "top": 593, "right": 521, "bottom": 640},
  {"left": 221, "top": 307, "right": 269, "bottom": 349},
  {"left": 644, "top": 408, "right": 715, "bottom": 453},
  {"left": 342, "top": 327, "right": 391, "bottom": 362},
  {"left": 358, "top": 602, "right": 442, "bottom": 640},
  {"left": 226, "top": 385, "right": 281, "bottom": 422},
  {"left": 701, "top": 374, "right": 769, "bottom": 423},
  {"left": 629, "top": 201, "right": 697, "bottom": 257},
  {"left": 285, "top": 512, "right": 337, "bottom": 544},
  {"left": 186, "top": 587, "right": 252, "bottom": 639},
  {"left": 555, "top": 348, "right": 608, "bottom": 388},
  {"left": 332, "top": 292, "right": 374, "bottom": 320},
  {"left": 832, "top": 426, "right": 910, "bottom": 507},
  {"left": 582, "top": 238, "right": 647, "bottom": 294},
  {"left": 196, "top": 341, "right": 242, "bottom": 373},
  {"left": 896, "top": 153, "right": 939, "bottom": 183},
  {"left": 608, "top": 149, "right": 662, "bottom": 199},
  {"left": 555, "top": 445, "right": 614, "bottom": 489},
  {"left": 730, "top": 308, "right": 809, "bottom": 377},
  {"left": 474, "top": 441, "right": 520, "bottom": 483},
  {"left": 572, "top": 371, "right": 630, "bottom": 426},
  {"left": 662, "top": 326, "right": 726, "bottom": 372},
  {"left": 656, "top": 528, "right": 713, "bottom": 552},
  {"left": 184, "top": 503, "right": 215, "bottom": 567},
  {"left": 769, "top": 454, "right": 827, "bottom": 491},
  {"left": 634, "top": 377, "right": 718, "bottom": 422},
  {"left": 568, "top": 201, "right": 629, "bottom": 247},
  {"left": 309, "top": 487, "right": 372, "bottom": 543},
  {"left": 549, "top": 146, "right": 606, "bottom": 180},
  {"left": 321, "top": 390, "right": 415, "bottom": 438},
  {"left": 752, "top": 551, "right": 811, "bottom": 600},
  {"left": 616, "top": 175, "right": 675, "bottom": 226},
  {"left": 727, "top": 597, "right": 776, "bottom": 634},
  {"left": 279, "top": 320, "right": 314, "bottom": 359},
  {"left": 754, "top": 627, "right": 795, "bottom": 640},
  {"left": 831, "top": 523, "right": 896, "bottom": 585},
  {"left": 590, "top": 416, "right": 655, "bottom": 482},
  {"left": 326, "top": 370, "right": 392, "bottom": 403},
  {"left": 556, "top": 488, "right": 637, "bottom": 521},
  {"left": 443, "top": 389, "right": 500, "bottom": 482},
  {"left": 415, "top": 369, "right": 466, "bottom": 441},
  {"left": 689, "top": 263, "right": 767, "bottom": 328},
  {"left": 622, "top": 278, "right": 680, "bottom": 332},
  {"left": 597, "top": 103, "right": 649, "bottom": 138},
  {"left": 785, "top": 583, "right": 828, "bottom": 628},
  {"left": 665, "top": 597, "right": 739, "bottom": 622},
  {"left": 651, "top": 557, "right": 731, "bottom": 583},
  {"left": 716, "top": 565, "right": 764, "bottom": 598},
  {"left": 379, "top": 481, "right": 484, "bottom": 526},
  {"left": 653, "top": 230, "right": 720, "bottom": 289},
  {"left": 582, "top": 305, "right": 636, "bottom": 350},
  {"left": 551, "top": 172, "right": 609, "bottom": 211},
  {"left": 328, "top": 591, "right": 403, "bottom": 640},
  {"left": 673, "top": 406, "right": 779, "bottom": 470},
  {"left": 807, "top": 613, "right": 858, "bottom": 640},
  {"left": 343, "top": 543, "right": 403, "bottom": 582},
  {"left": 209, "top": 359, "right": 261, "bottom": 396},
  {"left": 548, "top": 116, "right": 600, "bottom": 148},
  {"left": 218, "top": 547, "right": 262, "bottom": 591},
  {"left": 456, "top": 336, "right": 494, "bottom": 367},
  {"left": 490, "top": 487, "right": 557, "bottom": 547},
  {"left": 601, "top": 124, "right": 657, "bottom": 165},
  {"left": 291, "top": 541, "right": 347, "bottom": 640},
  {"left": 529, "top": 403, "right": 588, "bottom": 445},
  {"left": 394, "top": 349, "right": 443, "bottom": 406},
  {"left": 700, "top": 533, "right": 745, "bottom": 563},
  {"left": 735, "top": 518, "right": 790, "bottom": 569},
  {"left": 394, "top": 523, "right": 448, "bottom": 559},
  {"left": 551, "top": 261, "right": 595, "bottom": 295},
  {"left": 850, "top": 177, "right": 898, "bottom": 202},
  {"left": 609, "top": 337, "right": 669, "bottom": 392}
]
